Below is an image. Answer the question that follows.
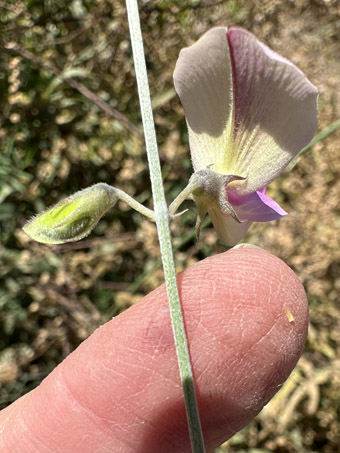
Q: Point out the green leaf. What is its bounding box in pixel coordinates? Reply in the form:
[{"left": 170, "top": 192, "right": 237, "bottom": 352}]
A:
[{"left": 23, "top": 183, "right": 117, "bottom": 244}]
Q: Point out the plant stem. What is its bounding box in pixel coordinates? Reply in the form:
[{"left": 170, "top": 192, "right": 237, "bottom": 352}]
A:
[
  {"left": 113, "top": 187, "right": 155, "bottom": 221},
  {"left": 288, "top": 117, "right": 340, "bottom": 170},
  {"left": 299, "top": 117, "right": 340, "bottom": 156},
  {"left": 169, "top": 177, "right": 201, "bottom": 216},
  {"left": 125, "top": 1, "right": 206, "bottom": 452},
  {"left": 128, "top": 216, "right": 213, "bottom": 294}
]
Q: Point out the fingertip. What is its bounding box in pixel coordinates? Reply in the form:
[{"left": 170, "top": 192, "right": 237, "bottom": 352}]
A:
[{"left": 0, "top": 247, "right": 309, "bottom": 453}]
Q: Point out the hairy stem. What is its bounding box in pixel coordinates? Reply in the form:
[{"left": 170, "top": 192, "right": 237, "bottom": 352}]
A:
[
  {"left": 125, "top": 1, "right": 206, "bottom": 451},
  {"left": 169, "top": 177, "right": 201, "bottom": 216},
  {"left": 113, "top": 187, "right": 155, "bottom": 221}
]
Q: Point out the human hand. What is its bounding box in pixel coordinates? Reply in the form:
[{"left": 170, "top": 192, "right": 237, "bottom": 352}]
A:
[{"left": 0, "top": 246, "right": 308, "bottom": 452}]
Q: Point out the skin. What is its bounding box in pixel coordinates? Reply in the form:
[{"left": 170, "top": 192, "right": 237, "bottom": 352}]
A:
[{"left": 0, "top": 246, "right": 308, "bottom": 452}]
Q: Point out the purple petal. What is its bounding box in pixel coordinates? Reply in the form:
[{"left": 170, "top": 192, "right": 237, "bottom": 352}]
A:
[
  {"left": 226, "top": 28, "right": 318, "bottom": 194},
  {"left": 228, "top": 189, "right": 287, "bottom": 222}
]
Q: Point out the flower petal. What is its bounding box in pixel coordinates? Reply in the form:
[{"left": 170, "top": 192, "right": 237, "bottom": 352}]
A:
[
  {"left": 208, "top": 206, "right": 252, "bottom": 246},
  {"left": 173, "top": 27, "right": 235, "bottom": 173},
  {"left": 228, "top": 189, "right": 287, "bottom": 222},
  {"left": 226, "top": 28, "right": 318, "bottom": 194}
]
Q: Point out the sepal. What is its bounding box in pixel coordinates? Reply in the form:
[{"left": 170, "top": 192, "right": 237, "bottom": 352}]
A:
[{"left": 189, "top": 169, "right": 245, "bottom": 240}]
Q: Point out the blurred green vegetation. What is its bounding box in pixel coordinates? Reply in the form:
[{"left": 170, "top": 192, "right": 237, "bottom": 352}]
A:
[{"left": 1, "top": 0, "right": 340, "bottom": 451}]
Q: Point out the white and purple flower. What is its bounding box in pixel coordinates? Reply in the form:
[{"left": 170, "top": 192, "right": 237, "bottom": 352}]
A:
[{"left": 170, "top": 27, "right": 318, "bottom": 246}]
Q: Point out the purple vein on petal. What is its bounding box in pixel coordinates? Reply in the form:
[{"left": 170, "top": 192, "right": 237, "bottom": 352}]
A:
[{"left": 226, "top": 27, "right": 318, "bottom": 195}]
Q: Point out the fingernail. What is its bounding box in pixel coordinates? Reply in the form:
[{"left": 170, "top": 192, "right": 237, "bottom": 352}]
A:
[{"left": 232, "top": 243, "right": 265, "bottom": 251}]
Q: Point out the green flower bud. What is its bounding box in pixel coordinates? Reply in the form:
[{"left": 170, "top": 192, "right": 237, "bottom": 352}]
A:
[{"left": 23, "top": 183, "right": 117, "bottom": 244}]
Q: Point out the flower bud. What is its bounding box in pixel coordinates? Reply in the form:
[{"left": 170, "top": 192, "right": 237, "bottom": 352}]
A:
[{"left": 23, "top": 183, "right": 117, "bottom": 244}]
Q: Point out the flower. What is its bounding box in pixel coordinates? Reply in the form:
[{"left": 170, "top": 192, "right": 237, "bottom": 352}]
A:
[{"left": 173, "top": 27, "right": 318, "bottom": 246}]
